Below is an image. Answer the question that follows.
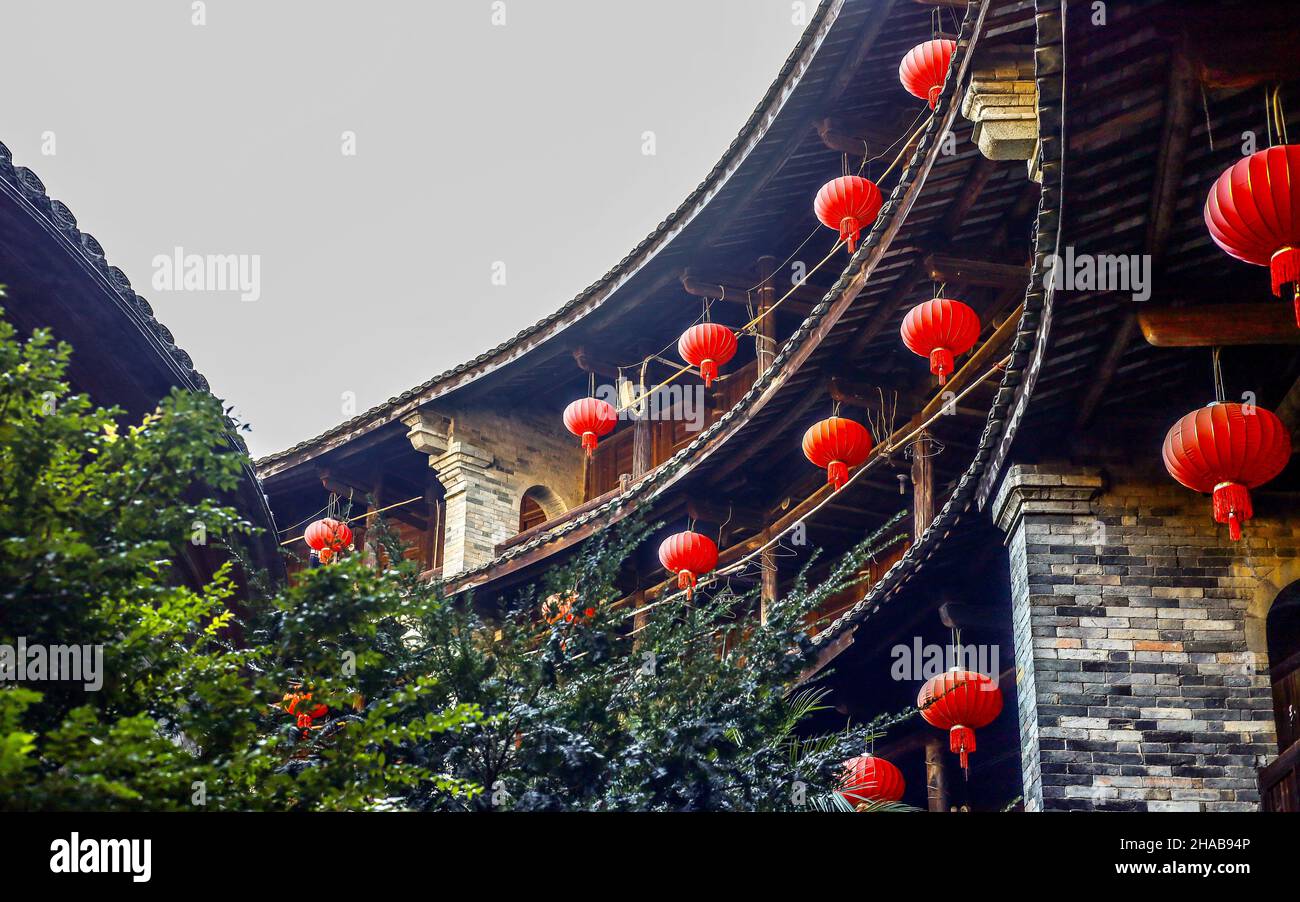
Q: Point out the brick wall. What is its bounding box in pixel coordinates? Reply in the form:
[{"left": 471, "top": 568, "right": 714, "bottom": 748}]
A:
[
  {"left": 403, "top": 401, "right": 584, "bottom": 576},
  {"left": 993, "top": 463, "right": 1295, "bottom": 811}
]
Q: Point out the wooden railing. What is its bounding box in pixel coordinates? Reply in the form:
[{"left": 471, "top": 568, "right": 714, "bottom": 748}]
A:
[{"left": 1259, "top": 740, "right": 1300, "bottom": 812}]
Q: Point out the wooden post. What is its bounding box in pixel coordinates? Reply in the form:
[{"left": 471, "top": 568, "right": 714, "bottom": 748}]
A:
[
  {"left": 421, "top": 476, "right": 440, "bottom": 572},
  {"left": 911, "top": 429, "right": 934, "bottom": 542},
  {"left": 632, "top": 404, "right": 652, "bottom": 478},
  {"left": 631, "top": 588, "right": 648, "bottom": 651},
  {"left": 760, "top": 526, "right": 778, "bottom": 626},
  {"left": 925, "top": 736, "right": 951, "bottom": 812},
  {"left": 756, "top": 255, "right": 778, "bottom": 375}
]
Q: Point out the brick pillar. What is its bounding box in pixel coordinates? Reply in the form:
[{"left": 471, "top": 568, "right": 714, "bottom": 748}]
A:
[
  {"left": 428, "top": 441, "right": 513, "bottom": 577},
  {"left": 993, "top": 464, "right": 1276, "bottom": 811}
]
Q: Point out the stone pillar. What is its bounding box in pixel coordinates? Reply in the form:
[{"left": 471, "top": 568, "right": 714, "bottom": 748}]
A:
[
  {"left": 993, "top": 464, "right": 1277, "bottom": 811},
  {"left": 404, "top": 410, "right": 515, "bottom": 578},
  {"left": 960, "top": 49, "right": 1039, "bottom": 180}
]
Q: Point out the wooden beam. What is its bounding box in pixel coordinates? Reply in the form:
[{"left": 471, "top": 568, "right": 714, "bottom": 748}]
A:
[
  {"left": 815, "top": 117, "right": 902, "bottom": 158},
  {"left": 685, "top": 499, "right": 764, "bottom": 529},
  {"left": 680, "top": 270, "right": 816, "bottom": 318},
  {"left": 939, "top": 156, "right": 998, "bottom": 239},
  {"left": 924, "top": 253, "right": 1030, "bottom": 288},
  {"left": 847, "top": 256, "right": 931, "bottom": 357},
  {"left": 572, "top": 346, "right": 620, "bottom": 380},
  {"left": 1137, "top": 303, "right": 1300, "bottom": 348},
  {"left": 1076, "top": 52, "right": 1196, "bottom": 430}
]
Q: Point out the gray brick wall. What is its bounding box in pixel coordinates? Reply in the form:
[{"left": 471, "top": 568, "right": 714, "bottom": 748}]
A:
[{"left": 993, "top": 464, "right": 1289, "bottom": 811}]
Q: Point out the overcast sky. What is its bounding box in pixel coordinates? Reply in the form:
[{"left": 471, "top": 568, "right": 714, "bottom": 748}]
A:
[{"left": 0, "top": 0, "right": 805, "bottom": 455}]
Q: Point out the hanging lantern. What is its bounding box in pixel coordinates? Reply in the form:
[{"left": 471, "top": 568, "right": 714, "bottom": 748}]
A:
[
  {"left": 658, "top": 531, "right": 719, "bottom": 600},
  {"left": 678, "top": 322, "right": 738, "bottom": 388},
  {"left": 802, "top": 416, "right": 874, "bottom": 491},
  {"left": 838, "top": 754, "right": 905, "bottom": 808},
  {"left": 1162, "top": 402, "right": 1291, "bottom": 541},
  {"left": 917, "top": 669, "right": 1003, "bottom": 772},
  {"left": 305, "top": 517, "right": 352, "bottom": 553},
  {"left": 283, "top": 692, "right": 328, "bottom": 732},
  {"left": 901, "top": 298, "right": 981, "bottom": 385},
  {"left": 563, "top": 397, "right": 618, "bottom": 456},
  {"left": 814, "top": 175, "right": 883, "bottom": 253},
  {"left": 899, "top": 39, "right": 957, "bottom": 110},
  {"left": 1204, "top": 145, "right": 1300, "bottom": 326}
]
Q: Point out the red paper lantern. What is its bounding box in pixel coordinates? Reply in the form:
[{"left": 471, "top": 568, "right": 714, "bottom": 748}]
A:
[
  {"left": 1204, "top": 145, "right": 1300, "bottom": 326},
  {"left": 678, "top": 323, "right": 738, "bottom": 388},
  {"left": 305, "top": 517, "right": 352, "bottom": 552},
  {"left": 283, "top": 692, "right": 328, "bottom": 730},
  {"left": 901, "top": 298, "right": 981, "bottom": 384},
  {"left": 658, "top": 530, "right": 719, "bottom": 600},
  {"left": 814, "top": 175, "right": 883, "bottom": 253},
  {"left": 838, "top": 755, "right": 905, "bottom": 808},
  {"left": 1162, "top": 402, "right": 1291, "bottom": 541},
  {"left": 802, "top": 416, "right": 874, "bottom": 491},
  {"left": 899, "top": 39, "right": 957, "bottom": 109},
  {"left": 917, "top": 669, "right": 1003, "bottom": 772},
  {"left": 563, "top": 397, "right": 618, "bottom": 456}
]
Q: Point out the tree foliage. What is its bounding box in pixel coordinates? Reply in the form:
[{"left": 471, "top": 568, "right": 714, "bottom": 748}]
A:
[{"left": 0, "top": 300, "right": 889, "bottom": 811}]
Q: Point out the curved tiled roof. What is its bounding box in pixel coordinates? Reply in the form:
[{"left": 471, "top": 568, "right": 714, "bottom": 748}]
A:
[
  {"left": 254, "top": 0, "right": 848, "bottom": 471},
  {"left": 447, "top": 0, "right": 1010, "bottom": 595},
  {"left": 0, "top": 140, "right": 283, "bottom": 569}
]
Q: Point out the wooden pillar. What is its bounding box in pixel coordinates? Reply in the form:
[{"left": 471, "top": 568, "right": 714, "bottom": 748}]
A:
[
  {"left": 756, "top": 255, "right": 778, "bottom": 375},
  {"left": 421, "top": 476, "right": 440, "bottom": 572},
  {"left": 925, "top": 736, "right": 951, "bottom": 812},
  {"left": 631, "top": 405, "right": 652, "bottom": 479},
  {"left": 911, "top": 430, "right": 934, "bottom": 542},
  {"left": 631, "top": 588, "right": 648, "bottom": 651},
  {"left": 760, "top": 526, "right": 778, "bottom": 626}
]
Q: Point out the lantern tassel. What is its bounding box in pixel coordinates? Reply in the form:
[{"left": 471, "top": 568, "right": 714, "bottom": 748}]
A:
[
  {"left": 582, "top": 431, "right": 598, "bottom": 456},
  {"left": 1269, "top": 247, "right": 1300, "bottom": 321},
  {"left": 1212, "top": 481, "right": 1252, "bottom": 542},
  {"left": 700, "top": 359, "right": 718, "bottom": 389},
  {"left": 929, "top": 347, "right": 955, "bottom": 384},
  {"left": 827, "top": 460, "right": 849, "bottom": 492},
  {"left": 927, "top": 85, "right": 942, "bottom": 109},
  {"left": 677, "top": 569, "right": 696, "bottom": 600},
  {"left": 950, "top": 725, "right": 975, "bottom": 774},
  {"left": 838, "top": 217, "right": 861, "bottom": 253}
]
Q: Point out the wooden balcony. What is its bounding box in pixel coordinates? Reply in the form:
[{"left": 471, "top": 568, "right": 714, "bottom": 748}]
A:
[{"left": 1259, "top": 740, "right": 1300, "bottom": 812}]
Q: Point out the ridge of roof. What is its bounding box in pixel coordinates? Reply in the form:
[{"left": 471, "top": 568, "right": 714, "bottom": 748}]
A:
[
  {"left": 253, "top": 0, "right": 847, "bottom": 471},
  {"left": 445, "top": 0, "right": 994, "bottom": 595}
]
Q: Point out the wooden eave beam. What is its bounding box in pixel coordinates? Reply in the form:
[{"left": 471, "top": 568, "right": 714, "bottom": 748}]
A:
[
  {"left": 572, "top": 346, "right": 620, "bottom": 380},
  {"left": 680, "top": 271, "right": 816, "bottom": 317},
  {"left": 924, "top": 253, "right": 1030, "bottom": 288},
  {"left": 1137, "top": 303, "right": 1300, "bottom": 348}
]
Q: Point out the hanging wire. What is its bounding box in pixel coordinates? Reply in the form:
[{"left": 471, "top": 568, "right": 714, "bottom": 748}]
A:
[{"left": 1212, "top": 346, "right": 1226, "bottom": 403}]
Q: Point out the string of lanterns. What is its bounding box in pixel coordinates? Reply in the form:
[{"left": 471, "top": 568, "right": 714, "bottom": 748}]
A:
[{"left": 561, "top": 37, "right": 966, "bottom": 596}]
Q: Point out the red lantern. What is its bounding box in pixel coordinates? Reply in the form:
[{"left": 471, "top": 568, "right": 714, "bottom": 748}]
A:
[
  {"left": 318, "top": 547, "right": 334, "bottom": 564},
  {"left": 838, "top": 755, "right": 905, "bottom": 808},
  {"left": 1162, "top": 402, "right": 1291, "bottom": 541},
  {"left": 802, "top": 416, "right": 874, "bottom": 491},
  {"left": 901, "top": 298, "right": 981, "bottom": 385},
  {"left": 305, "top": 517, "right": 352, "bottom": 552},
  {"left": 678, "top": 323, "right": 738, "bottom": 388},
  {"left": 899, "top": 39, "right": 957, "bottom": 109},
  {"left": 658, "top": 530, "right": 719, "bottom": 600},
  {"left": 918, "top": 669, "right": 1003, "bottom": 772},
  {"left": 283, "top": 692, "right": 328, "bottom": 731},
  {"left": 1204, "top": 145, "right": 1300, "bottom": 326},
  {"left": 814, "top": 175, "right": 883, "bottom": 253},
  {"left": 563, "top": 397, "right": 618, "bottom": 456}
]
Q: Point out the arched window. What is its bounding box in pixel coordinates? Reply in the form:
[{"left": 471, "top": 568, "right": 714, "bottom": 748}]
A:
[{"left": 518, "top": 485, "right": 565, "bottom": 533}]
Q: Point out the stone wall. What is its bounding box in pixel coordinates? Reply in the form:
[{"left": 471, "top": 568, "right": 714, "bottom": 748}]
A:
[
  {"left": 404, "top": 400, "right": 584, "bottom": 576},
  {"left": 992, "top": 463, "right": 1297, "bottom": 811}
]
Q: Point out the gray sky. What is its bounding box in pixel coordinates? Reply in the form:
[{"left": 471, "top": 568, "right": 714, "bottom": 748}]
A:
[{"left": 0, "top": 0, "right": 804, "bottom": 456}]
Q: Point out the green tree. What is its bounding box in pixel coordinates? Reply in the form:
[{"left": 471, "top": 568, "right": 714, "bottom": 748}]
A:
[
  {"left": 0, "top": 300, "right": 478, "bottom": 810},
  {"left": 0, "top": 297, "right": 905, "bottom": 811}
]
